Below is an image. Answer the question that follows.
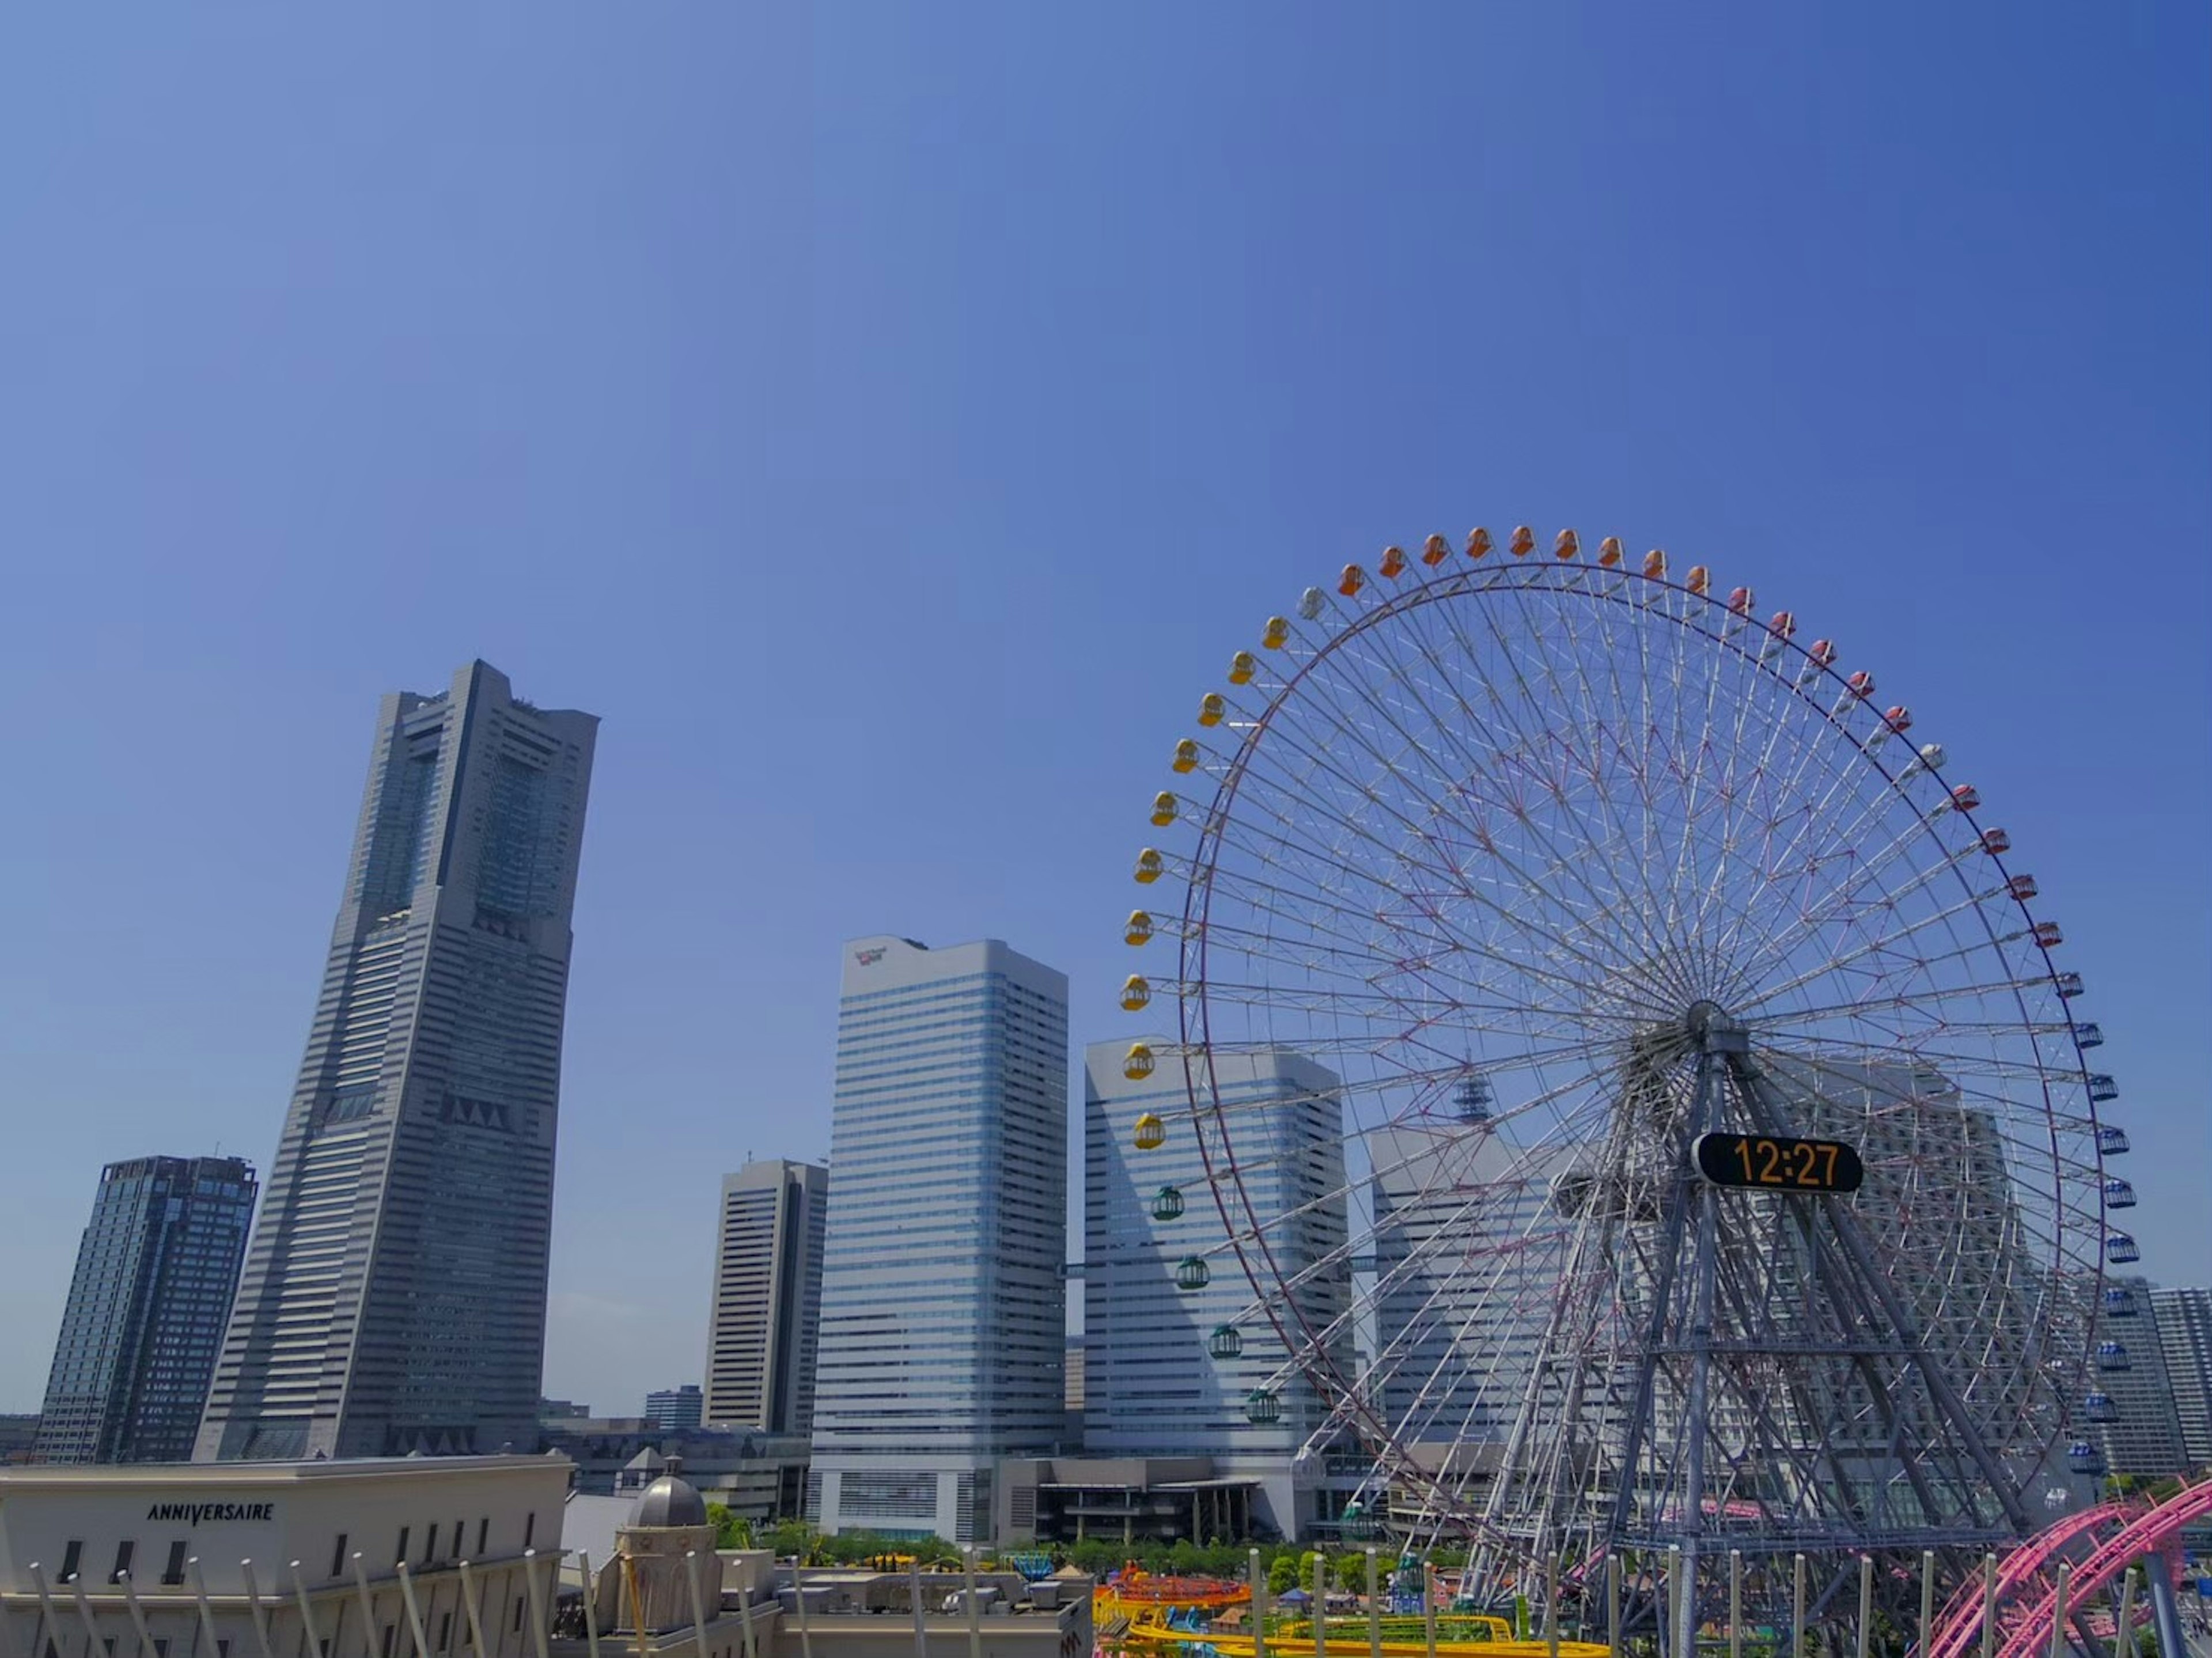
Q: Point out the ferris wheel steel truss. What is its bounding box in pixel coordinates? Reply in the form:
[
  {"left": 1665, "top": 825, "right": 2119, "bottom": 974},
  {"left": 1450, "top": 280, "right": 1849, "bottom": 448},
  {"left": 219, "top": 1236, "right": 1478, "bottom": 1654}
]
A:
[{"left": 1115, "top": 530, "right": 2123, "bottom": 1634}]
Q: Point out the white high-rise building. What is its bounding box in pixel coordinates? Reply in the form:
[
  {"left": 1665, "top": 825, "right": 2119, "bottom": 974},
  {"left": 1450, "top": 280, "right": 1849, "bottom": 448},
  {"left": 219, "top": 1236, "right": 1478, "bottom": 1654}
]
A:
[
  {"left": 810, "top": 938, "right": 1067, "bottom": 1544},
  {"left": 1367, "top": 1101, "right": 1573, "bottom": 1452},
  {"left": 704, "top": 1160, "right": 828, "bottom": 1433},
  {"left": 2149, "top": 1286, "right": 2212, "bottom": 1471},
  {"left": 1083, "top": 1041, "right": 1348, "bottom": 1537}
]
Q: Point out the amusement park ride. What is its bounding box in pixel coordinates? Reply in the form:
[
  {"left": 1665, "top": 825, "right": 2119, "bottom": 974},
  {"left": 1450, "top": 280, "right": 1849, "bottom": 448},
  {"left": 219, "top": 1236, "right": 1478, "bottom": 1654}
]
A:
[{"left": 1104, "top": 528, "right": 2200, "bottom": 1657}]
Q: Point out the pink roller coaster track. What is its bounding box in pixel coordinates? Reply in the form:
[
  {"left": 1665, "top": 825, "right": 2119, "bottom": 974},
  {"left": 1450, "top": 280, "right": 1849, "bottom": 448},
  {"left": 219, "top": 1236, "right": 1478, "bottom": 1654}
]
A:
[{"left": 1922, "top": 1476, "right": 2212, "bottom": 1658}]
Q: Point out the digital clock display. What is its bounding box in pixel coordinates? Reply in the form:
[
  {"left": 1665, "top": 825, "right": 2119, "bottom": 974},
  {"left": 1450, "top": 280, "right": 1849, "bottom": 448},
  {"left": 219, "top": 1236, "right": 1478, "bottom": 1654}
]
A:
[{"left": 1694, "top": 1132, "right": 1864, "bottom": 1194}]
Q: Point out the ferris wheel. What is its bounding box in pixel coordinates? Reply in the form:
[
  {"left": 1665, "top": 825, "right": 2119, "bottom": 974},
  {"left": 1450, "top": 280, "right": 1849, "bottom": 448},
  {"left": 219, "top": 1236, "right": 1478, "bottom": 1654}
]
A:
[{"left": 1115, "top": 528, "right": 2122, "bottom": 1633}]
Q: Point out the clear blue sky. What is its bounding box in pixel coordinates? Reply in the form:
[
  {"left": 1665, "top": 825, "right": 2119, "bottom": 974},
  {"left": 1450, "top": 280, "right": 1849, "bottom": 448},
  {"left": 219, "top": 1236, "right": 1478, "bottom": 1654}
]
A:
[{"left": 2, "top": 7, "right": 2205, "bottom": 1414}]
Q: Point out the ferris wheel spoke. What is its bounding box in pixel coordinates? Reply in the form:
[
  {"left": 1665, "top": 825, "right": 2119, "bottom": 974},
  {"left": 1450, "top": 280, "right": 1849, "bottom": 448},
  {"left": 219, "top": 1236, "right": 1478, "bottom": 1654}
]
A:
[
  {"left": 1415, "top": 575, "right": 1692, "bottom": 973},
  {"left": 1206, "top": 699, "right": 1645, "bottom": 984},
  {"left": 1343, "top": 597, "right": 1687, "bottom": 968}
]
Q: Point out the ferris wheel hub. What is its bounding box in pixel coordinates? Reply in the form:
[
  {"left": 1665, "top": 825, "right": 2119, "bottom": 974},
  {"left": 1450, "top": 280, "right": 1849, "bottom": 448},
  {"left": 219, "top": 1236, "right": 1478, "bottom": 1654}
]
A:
[{"left": 1682, "top": 1000, "right": 1749, "bottom": 1053}]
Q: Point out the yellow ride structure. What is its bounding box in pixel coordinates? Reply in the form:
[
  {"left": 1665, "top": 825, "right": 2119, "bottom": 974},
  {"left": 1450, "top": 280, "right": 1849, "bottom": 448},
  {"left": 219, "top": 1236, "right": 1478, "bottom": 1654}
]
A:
[{"left": 1094, "top": 1573, "right": 1608, "bottom": 1658}]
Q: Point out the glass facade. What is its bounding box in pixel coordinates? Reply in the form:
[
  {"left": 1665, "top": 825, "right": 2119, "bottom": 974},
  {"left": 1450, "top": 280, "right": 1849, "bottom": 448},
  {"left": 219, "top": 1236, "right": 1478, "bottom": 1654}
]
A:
[
  {"left": 37, "top": 1156, "right": 257, "bottom": 1464},
  {"left": 197, "top": 661, "right": 596, "bottom": 1462},
  {"left": 811, "top": 938, "right": 1067, "bottom": 1544}
]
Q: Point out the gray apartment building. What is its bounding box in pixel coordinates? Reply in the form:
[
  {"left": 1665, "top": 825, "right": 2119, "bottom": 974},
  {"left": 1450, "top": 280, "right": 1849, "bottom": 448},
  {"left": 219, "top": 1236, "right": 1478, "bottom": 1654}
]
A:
[
  {"left": 196, "top": 661, "right": 597, "bottom": 1462},
  {"left": 36, "top": 1156, "right": 257, "bottom": 1464},
  {"left": 2150, "top": 1286, "right": 2212, "bottom": 1471},
  {"left": 704, "top": 1160, "right": 827, "bottom": 1435}
]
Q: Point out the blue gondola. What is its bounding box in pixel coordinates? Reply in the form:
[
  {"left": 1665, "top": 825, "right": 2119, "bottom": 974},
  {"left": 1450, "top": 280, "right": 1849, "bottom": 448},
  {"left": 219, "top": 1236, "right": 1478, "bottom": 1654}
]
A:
[
  {"left": 2075, "top": 1022, "right": 2105, "bottom": 1048},
  {"left": 2056, "top": 972, "right": 2085, "bottom": 998},
  {"left": 2085, "top": 1391, "right": 2119, "bottom": 1424},
  {"left": 2098, "top": 1125, "right": 2130, "bottom": 1155},
  {"left": 2086, "top": 1072, "right": 2118, "bottom": 1101},
  {"left": 2107, "top": 1232, "right": 2140, "bottom": 1265},
  {"left": 2068, "top": 1440, "right": 2105, "bottom": 1475},
  {"left": 2098, "top": 1340, "right": 2130, "bottom": 1371},
  {"left": 2104, "top": 1178, "right": 2137, "bottom": 1209},
  {"left": 2104, "top": 1285, "right": 2139, "bottom": 1318}
]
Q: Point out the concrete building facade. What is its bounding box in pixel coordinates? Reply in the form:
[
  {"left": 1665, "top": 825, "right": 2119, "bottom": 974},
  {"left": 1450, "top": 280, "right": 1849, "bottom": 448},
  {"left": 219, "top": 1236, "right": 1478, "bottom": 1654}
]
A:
[
  {"left": 1081, "top": 1042, "right": 1348, "bottom": 1539},
  {"left": 704, "top": 1162, "right": 827, "bottom": 1435},
  {"left": 198, "top": 662, "right": 597, "bottom": 1462},
  {"left": 810, "top": 938, "right": 1068, "bottom": 1545},
  {"left": 37, "top": 1158, "right": 257, "bottom": 1466}
]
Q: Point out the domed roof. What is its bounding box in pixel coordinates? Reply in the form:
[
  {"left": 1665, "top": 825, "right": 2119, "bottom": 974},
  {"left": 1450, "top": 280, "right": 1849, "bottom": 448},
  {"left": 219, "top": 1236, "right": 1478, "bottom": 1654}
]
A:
[{"left": 630, "top": 1469, "right": 708, "bottom": 1529}]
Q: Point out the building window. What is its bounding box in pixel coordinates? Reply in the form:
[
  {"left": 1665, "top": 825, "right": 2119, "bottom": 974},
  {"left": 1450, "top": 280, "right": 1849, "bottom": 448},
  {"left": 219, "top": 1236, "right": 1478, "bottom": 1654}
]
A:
[
  {"left": 110, "top": 1541, "right": 135, "bottom": 1584},
  {"left": 424, "top": 1526, "right": 438, "bottom": 1564},
  {"left": 382, "top": 1627, "right": 395, "bottom": 1658},
  {"left": 154, "top": 1642, "right": 169, "bottom": 1658},
  {"left": 512, "top": 1599, "right": 524, "bottom": 1633},
  {"left": 452, "top": 1520, "right": 462, "bottom": 1562},
  {"left": 522, "top": 1513, "right": 534, "bottom": 1550},
  {"left": 59, "top": 1541, "right": 82, "bottom": 1584},
  {"left": 437, "top": 1614, "right": 452, "bottom": 1653},
  {"left": 331, "top": 1535, "right": 349, "bottom": 1580},
  {"left": 475, "top": 1519, "right": 488, "bottom": 1558},
  {"left": 163, "top": 1542, "right": 189, "bottom": 1586},
  {"left": 396, "top": 1528, "right": 410, "bottom": 1565},
  {"left": 218, "top": 1644, "right": 230, "bottom": 1658}
]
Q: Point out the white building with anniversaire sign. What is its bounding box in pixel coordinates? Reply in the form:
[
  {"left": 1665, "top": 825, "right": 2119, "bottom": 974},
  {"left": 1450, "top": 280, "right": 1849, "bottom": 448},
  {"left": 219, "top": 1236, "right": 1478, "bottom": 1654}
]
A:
[{"left": 0, "top": 1456, "right": 569, "bottom": 1658}]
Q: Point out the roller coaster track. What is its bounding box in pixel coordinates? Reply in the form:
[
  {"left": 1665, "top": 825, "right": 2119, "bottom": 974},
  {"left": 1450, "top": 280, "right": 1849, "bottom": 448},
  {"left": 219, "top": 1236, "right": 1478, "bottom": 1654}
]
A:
[{"left": 1922, "top": 1475, "right": 2212, "bottom": 1658}]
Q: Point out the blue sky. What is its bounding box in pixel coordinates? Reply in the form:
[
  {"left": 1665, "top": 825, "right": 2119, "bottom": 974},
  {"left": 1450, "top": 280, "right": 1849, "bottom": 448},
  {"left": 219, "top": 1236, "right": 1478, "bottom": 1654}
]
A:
[{"left": 1, "top": 6, "right": 2205, "bottom": 1414}]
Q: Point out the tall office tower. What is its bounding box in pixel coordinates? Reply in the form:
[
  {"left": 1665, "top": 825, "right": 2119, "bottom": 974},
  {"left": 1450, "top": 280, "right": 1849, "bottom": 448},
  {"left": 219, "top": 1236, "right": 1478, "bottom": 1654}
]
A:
[
  {"left": 645, "top": 1386, "right": 704, "bottom": 1432},
  {"left": 36, "top": 1158, "right": 257, "bottom": 1464},
  {"left": 2150, "top": 1287, "right": 2212, "bottom": 1469},
  {"left": 1366, "top": 1086, "right": 1573, "bottom": 1455},
  {"left": 811, "top": 938, "right": 1067, "bottom": 1545},
  {"left": 196, "top": 662, "right": 597, "bottom": 1462},
  {"left": 1084, "top": 1041, "right": 1349, "bottom": 1537},
  {"left": 704, "top": 1160, "right": 828, "bottom": 1433},
  {"left": 2087, "top": 1276, "right": 2189, "bottom": 1477}
]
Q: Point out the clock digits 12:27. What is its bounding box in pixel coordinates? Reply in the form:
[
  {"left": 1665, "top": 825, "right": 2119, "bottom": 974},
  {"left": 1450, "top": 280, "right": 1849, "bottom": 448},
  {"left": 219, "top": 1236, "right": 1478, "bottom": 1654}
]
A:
[{"left": 1692, "top": 1132, "right": 1865, "bottom": 1194}]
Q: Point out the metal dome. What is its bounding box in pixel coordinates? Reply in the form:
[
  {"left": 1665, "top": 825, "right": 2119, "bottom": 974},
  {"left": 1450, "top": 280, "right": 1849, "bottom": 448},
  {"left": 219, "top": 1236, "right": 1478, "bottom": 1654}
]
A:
[{"left": 630, "top": 1467, "right": 709, "bottom": 1529}]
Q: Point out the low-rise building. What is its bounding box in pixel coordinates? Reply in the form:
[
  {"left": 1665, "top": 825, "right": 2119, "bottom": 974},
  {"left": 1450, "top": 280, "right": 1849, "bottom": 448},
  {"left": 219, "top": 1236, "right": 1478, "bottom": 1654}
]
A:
[{"left": 0, "top": 1455, "right": 570, "bottom": 1658}]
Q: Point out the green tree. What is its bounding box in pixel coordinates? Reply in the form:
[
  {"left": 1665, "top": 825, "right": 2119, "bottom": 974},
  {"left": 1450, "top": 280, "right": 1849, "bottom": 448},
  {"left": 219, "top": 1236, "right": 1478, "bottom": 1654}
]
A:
[
  {"left": 1268, "top": 1554, "right": 1300, "bottom": 1597},
  {"left": 1335, "top": 1555, "right": 1366, "bottom": 1593},
  {"left": 704, "top": 1504, "right": 753, "bottom": 1550},
  {"left": 768, "top": 1520, "right": 821, "bottom": 1561}
]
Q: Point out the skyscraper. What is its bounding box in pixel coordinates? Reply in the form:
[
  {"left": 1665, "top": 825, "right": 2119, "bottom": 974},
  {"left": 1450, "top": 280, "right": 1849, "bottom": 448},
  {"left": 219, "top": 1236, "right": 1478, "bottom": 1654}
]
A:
[
  {"left": 2088, "top": 1276, "right": 2189, "bottom": 1477},
  {"left": 1083, "top": 1042, "right": 1348, "bottom": 1537},
  {"left": 810, "top": 937, "right": 1067, "bottom": 1545},
  {"left": 197, "top": 661, "right": 597, "bottom": 1462},
  {"left": 37, "top": 1157, "right": 257, "bottom": 1464},
  {"left": 1366, "top": 1103, "right": 1572, "bottom": 1454},
  {"left": 704, "top": 1160, "right": 827, "bottom": 1434},
  {"left": 2150, "top": 1286, "right": 2212, "bottom": 1470}
]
